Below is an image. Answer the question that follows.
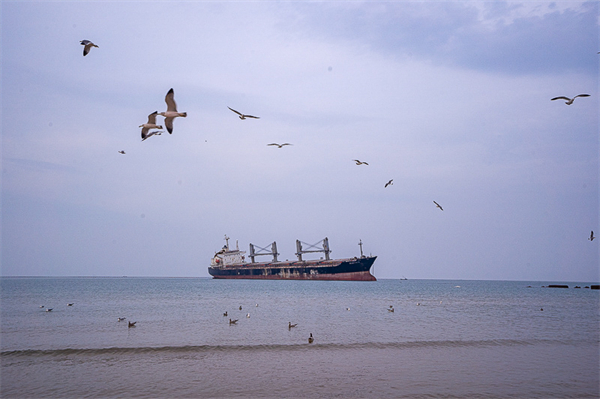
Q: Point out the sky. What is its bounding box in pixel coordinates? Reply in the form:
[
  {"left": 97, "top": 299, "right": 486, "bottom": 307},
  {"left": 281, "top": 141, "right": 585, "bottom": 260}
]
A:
[{"left": 1, "top": 1, "right": 598, "bottom": 281}]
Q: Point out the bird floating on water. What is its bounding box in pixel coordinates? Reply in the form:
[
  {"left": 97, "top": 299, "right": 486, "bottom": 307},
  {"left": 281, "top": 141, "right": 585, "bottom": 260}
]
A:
[
  {"left": 550, "top": 94, "right": 590, "bottom": 105},
  {"left": 140, "top": 111, "right": 164, "bottom": 141},
  {"left": 229, "top": 318, "right": 238, "bottom": 325},
  {"left": 228, "top": 107, "right": 259, "bottom": 120},
  {"left": 308, "top": 333, "right": 314, "bottom": 344},
  {"left": 128, "top": 321, "right": 136, "bottom": 328},
  {"left": 385, "top": 179, "right": 393, "bottom": 188},
  {"left": 67, "top": 303, "right": 74, "bottom": 306},
  {"left": 159, "top": 89, "right": 187, "bottom": 134},
  {"left": 118, "top": 317, "right": 126, "bottom": 322},
  {"left": 246, "top": 313, "right": 250, "bottom": 318},
  {"left": 267, "top": 143, "right": 292, "bottom": 148},
  {"left": 589, "top": 231, "right": 596, "bottom": 241},
  {"left": 80, "top": 40, "right": 98, "bottom": 56},
  {"left": 433, "top": 201, "right": 444, "bottom": 211},
  {"left": 353, "top": 159, "right": 369, "bottom": 165},
  {"left": 288, "top": 322, "right": 297, "bottom": 329},
  {"left": 223, "top": 311, "right": 228, "bottom": 317},
  {"left": 388, "top": 305, "right": 394, "bottom": 312},
  {"left": 46, "top": 308, "right": 53, "bottom": 312}
]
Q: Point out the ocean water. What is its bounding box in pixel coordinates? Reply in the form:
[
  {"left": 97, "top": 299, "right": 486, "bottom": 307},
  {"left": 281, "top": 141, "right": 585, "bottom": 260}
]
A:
[{"left": 1, "top": 278, "right": 598, "bottom": 398}]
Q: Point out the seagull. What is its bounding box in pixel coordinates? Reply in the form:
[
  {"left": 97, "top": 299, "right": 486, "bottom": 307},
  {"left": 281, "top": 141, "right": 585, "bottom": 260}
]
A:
[
  {"left": 128, "top": 321, "right": 136, "bottom": 328},
  {"left": 353, "top": 159, "right": 369, "bottom": 165},
  {"left": 246, "top": 313, "right": 250, "bottom": 318},
  {"left": 223, "top": 311, "right": 228, "bottom": 317},
  {"left": 228, "top": 107, "right": 259, "bottom": 120},
  {"left": 550, "top": 94, "right": 590, "bottom": 105},
  {"left": 229, "top": 318, "right": 238, "bottom": 325},
  {"left": 433, "top": 201, "right": 444, "bottom": 211},
  {"left": 46, "top": 308, "right": 53, "bottom": 312},
  {"left": 67, "top": 303, "right": 74, "bottom": 306},
  {"left": 159, "top": 89, "right": 187, "bottom": 133},
  {"left": 288, "top": 322, "right": 297, "bottom": 329},
  {"left": 39, "top": 305, "right": 44, "bottom": 308},
  {"left": 80, "top": 40, "right": 98, "bottom": 56},
  {"left": 590, "top": 231, "right": 596, "bottom": 241},
  {"left": 239, "top": 306, "right": 242, "bottom": 310},
  {"left": 388, "top": 305, "right": 394, "bottom": 312},
  {"left": 140, "top": 111, "right": 164, "bottom": 141},
  {"left": 118, "top": 151, "right": 125, "bottom": 155},
  {"left": 385, "top": 179, "right": 393, "bottom": 188},
  {"left": 118, "top": 317, "right": 126, "bottom": 322},
  {"left": 267, "top": 143, "right": 292, "bottom": 148},
  {"left": 308, "top": 333, "right": 314, "bottom": 344}
]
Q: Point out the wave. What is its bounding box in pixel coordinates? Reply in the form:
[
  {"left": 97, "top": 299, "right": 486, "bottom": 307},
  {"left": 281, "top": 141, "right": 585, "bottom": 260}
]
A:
[{"left": 1, "top": 338, "right": 584, "bottom": 358}]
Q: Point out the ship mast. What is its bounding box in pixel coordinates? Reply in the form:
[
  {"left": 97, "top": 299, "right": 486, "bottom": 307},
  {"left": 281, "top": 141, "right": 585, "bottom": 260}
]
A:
[
  {"left": 224, "top": 235, "right": 230, "bottom": 250},
  {"left": 358, "top": 239, "right": 364, "bottom": 258}
]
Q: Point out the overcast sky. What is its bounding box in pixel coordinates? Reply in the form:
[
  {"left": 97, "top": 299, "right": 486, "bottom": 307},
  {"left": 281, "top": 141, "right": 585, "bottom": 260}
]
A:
[{"left": 1, "top": 1, "right": 598, "bottom": 281}]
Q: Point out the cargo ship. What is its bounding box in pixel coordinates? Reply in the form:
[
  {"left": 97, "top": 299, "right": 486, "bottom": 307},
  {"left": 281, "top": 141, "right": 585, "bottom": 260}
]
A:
[{"left": 208, "top": 236, "right": 377, "bottom": 281}]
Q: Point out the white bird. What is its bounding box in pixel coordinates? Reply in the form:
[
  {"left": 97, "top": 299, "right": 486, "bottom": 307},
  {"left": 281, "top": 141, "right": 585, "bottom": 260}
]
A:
[
  {"left": 550, "top": 94, "right": 590, "bottom": 105},
  {"left": 589, "top": 231, "right": 595, "bottom": 241},
  {"left": 267, "top": 143, "right": 292, "bottom": 148},
  {"left": 246, "top": 313, "right": 250, "bottom": 318},
  {"left": 140, "top": 111, "right": 164, "bottom": 141},
  {"left": 385, "top": 179, "right": 393, "bottom": 188},
  {"left": 46, "top": 308, "right": 53, "bottom": 312},
  {"left": 159, "top": 89, "right": 187, "bottom": 133},
  {"left": 228, "top": 107, "right": 259, "bottom": 120},
  {"left": 433, "top": 201, "right": 444, "bottom": 211},
  {"left": 353, "top": 159, "right": 369, "bottom": 165},
  {"left": 80, "top": 40, "right": 98, "bottom": 56}
]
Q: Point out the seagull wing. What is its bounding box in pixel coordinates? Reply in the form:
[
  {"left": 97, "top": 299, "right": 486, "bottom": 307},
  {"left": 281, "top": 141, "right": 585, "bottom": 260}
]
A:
[
  {"left": 165, "top": 88, "right": 177, "bottom": 112},
  {"left": 141, "top": 126, "right": 150, "bottom": 140},
  {"left": 228, "top": 107, "right": 243, "bottom": 116},
  {"left": 267, "top": 143, "right": 279, "bottom": 146},
  {"left": 165, "top": 117, "right": 174, "bottom": 134},
  {"left": 574, "top": 94, "right": 591, "bottom": 99},
  {"left": 243, "top": 114, "right": 260, "bottom": 119},
  {"left": 147, "top": 111, "right": 158, "bottom": 124},
  {"left": 551, "top": 96, "right": 571, "bottom": 101}
]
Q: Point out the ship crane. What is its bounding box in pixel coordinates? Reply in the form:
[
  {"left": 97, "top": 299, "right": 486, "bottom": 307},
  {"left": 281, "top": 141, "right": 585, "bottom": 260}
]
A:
[
  {"left": 249, "top": 242, "right": 279, "bottom": 263},
  {"left": 295, "top": 238, "right": 331, "bottom": 261}
]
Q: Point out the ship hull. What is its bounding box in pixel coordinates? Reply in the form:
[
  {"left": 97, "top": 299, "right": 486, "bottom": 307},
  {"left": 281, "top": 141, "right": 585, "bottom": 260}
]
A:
[{"left": 208, "top": 256, "right": 376, "bottom": 281}]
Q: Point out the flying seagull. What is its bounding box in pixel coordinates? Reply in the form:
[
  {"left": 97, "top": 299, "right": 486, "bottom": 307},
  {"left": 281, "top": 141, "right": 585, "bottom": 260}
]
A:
[
  {"left": 550, "top": 94, "right": 590, "bottom": 105},
  {"left": 118, "top": 150, "right": 125, "bottom": 155},
  {"left": 159, "top": 89, "right": 187, "bottom": 134},
  {"left": 140, "top": 111, "right": 164, "bottom": 141},
  {"left": 267, "top": 143, "right": 292, "bottom": 148},
  {"left": 590, "top": 231, "right": 596, "bottom": 241},
  {"left": 353, "top": 159, "right": 369, "bottom": 165},
  {"left": 228, "top": 107, "right": 260, "bottom": 120},
  {"left": 433, "top": 201, "right": 444, "bottom": 211},
  {"left": 80, "top": 40, "right": 98, "bottom": 56},
  {"left": 385, "top": 179, "right": 393, "bottom": 188}
]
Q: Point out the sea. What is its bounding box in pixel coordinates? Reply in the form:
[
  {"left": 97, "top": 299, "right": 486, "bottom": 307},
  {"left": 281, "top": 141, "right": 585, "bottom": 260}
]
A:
[{"left": 1, "top": 277, "right": 598, "bottom": 398}]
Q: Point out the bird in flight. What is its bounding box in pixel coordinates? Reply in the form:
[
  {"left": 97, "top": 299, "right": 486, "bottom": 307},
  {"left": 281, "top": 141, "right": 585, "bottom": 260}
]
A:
[
  {"left": 590, "top": 231, "right": 596, "bottom": 241},
  {"left": 551, "top": 94, "right": 590, "bottom": 105},
  {"left": 80, "top": 40, "right": 98, "bottom": 56},
  {"left": 118, "top": 150, "right": 126, "bottom": 155},
  {"left": 228, "top": 107, "right": 259, "bottom": 120},
  {"left": 267, "top": 143, "right": 292, "bottom": 148},
  {"left": 353, "top": 159, "right": 369, "bottom": 165},
  {"left": 140, "top": 111, "right": 164, "bottom": 141},
  {"left": 433, "top": 201, "right": 444, "bottom": 211},
  {"left": 385, "top": 179, "right": 393, "bottom": 188},
  {"left": 159, "top": 89, "right": 187, "bottom": 133}
]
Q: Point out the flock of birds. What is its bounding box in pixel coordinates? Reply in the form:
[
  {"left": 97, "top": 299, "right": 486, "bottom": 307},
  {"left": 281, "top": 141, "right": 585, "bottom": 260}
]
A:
[{"left": 80, "top": 39, "right": 595, "bottom": 222}]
